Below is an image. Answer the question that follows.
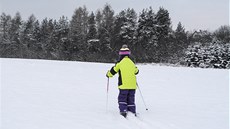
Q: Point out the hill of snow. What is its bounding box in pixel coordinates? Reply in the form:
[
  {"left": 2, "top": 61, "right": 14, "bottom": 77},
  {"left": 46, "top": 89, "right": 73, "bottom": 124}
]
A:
[{"left": 1, "top": 58, "right": 229, "bottom": 129}]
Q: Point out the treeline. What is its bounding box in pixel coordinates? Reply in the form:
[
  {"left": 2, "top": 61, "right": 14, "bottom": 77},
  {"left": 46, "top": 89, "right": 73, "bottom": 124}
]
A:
[{"left": 0, "top": 4, "right": 229, "bottom": 65}]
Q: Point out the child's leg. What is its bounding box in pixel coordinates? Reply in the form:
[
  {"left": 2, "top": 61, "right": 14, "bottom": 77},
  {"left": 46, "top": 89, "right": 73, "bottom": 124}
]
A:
[
  {"left": 118, "top": 89, "right": 129, "bottom": 113},
  {"left": 127, "top": 90, "right": 136, "bottom": 113}
]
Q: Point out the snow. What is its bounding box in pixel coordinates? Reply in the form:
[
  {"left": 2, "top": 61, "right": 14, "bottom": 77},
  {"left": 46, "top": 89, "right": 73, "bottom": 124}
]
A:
[{"left": 1, "top": 58, "right": 229, "bottom": 129}]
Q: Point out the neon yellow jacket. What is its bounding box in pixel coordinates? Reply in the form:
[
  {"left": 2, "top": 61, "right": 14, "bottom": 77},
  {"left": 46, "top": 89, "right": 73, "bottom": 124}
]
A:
[{"left": 107, "top": 56, "right": 139, "bottom": 89}]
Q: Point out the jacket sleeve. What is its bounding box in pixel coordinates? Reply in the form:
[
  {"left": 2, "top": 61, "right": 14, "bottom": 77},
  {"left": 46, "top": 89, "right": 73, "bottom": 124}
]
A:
[{"left": 106, "top": 63, "right": 120, "bottom": 77}]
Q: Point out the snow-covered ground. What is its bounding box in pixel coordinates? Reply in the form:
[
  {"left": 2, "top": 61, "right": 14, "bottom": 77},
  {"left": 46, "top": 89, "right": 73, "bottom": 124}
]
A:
[{"left": 0, "top": 58, "right": 229, "bottom": 129}]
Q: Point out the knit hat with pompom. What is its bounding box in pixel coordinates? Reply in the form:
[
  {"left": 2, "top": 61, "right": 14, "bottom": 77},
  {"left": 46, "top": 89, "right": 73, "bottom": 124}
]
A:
[{"left": 119, "top": 44, "right": 131, "bottom": 56}]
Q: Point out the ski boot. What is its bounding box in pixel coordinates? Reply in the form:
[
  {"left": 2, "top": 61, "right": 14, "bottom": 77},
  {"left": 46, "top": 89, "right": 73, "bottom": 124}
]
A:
[{"left": 120, "top": 112, "right": 127, "bottom": 118}]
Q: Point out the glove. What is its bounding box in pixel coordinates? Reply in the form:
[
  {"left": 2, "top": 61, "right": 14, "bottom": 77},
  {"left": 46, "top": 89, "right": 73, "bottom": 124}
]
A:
[
  {"left": 106, "top": 71, "right": 113, "bottom": 78},
  {"left": 106, "top": 71, "right": 109, "bottom": 78}
]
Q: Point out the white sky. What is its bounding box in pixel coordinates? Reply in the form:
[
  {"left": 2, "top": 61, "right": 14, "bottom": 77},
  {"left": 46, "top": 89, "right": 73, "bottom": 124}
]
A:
[{"left": 0, "top": 0, "right": 229, "bottom": 31}]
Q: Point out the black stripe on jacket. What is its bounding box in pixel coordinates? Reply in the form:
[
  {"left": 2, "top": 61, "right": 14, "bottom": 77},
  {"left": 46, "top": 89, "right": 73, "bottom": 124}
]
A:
[{"left": 110, "top": 66, "right": 117, "bottom": 75}]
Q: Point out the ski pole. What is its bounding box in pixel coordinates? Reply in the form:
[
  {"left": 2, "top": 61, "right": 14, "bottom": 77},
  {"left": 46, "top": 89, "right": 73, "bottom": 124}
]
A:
[
  {"left": 106, "top": 77, "right": 109, "bottom": 112},
  {"left": 137, "top": 83, "right": 148, "bottom": 111}
]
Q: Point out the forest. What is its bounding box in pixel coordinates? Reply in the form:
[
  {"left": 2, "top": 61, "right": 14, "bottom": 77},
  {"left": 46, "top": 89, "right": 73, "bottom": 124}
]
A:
[{"left": 0, "top": 4, "right": 229, "bottom": 68}]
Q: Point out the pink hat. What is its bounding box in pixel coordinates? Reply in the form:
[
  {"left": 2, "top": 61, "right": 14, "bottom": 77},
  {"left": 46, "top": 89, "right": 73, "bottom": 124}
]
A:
[{"left": 119, "top": 44, "right": 131, "bottom": 55}]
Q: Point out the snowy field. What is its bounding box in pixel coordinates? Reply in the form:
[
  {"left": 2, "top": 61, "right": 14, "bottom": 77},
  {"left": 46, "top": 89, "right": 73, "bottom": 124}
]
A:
[{"left": 0, "top": 58, "right": 229, "bottom": 129}]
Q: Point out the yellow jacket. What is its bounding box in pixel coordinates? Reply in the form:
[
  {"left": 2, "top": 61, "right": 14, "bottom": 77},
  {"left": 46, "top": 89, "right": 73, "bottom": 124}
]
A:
[{"left": 107, "top": 56, "right": 139, "bottom": 89}]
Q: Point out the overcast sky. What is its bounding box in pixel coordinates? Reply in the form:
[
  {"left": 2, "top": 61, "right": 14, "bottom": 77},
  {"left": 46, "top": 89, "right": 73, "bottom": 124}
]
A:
[{"left": 1, "top": 0, "right": 229, "bottom": 31}]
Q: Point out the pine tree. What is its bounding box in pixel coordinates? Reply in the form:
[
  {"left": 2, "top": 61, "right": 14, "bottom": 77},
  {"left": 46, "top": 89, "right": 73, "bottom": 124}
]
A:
[
  {"left": 95, "top": 10, "right": 103, "bottom": 31},
  {"left": 9, "top": 12, "right": 22, "bottom": 43},
  {"left": 175, "top": 22, "right": 187, "bottom": 49},
  {"left": 31, "top": 20, "right": 43, "bottom": 58},
  {"left": 0, "top": 13, "right": 11, "bottom": 43},
  {"left": 87, "top": 12, "right": 97, "bottom": 41},
  {"left": 0, "top": 13, "right": 23, "bottom": 58},
  {"left": 100, "top": 4, "right": 114, "bottom": 51},
  {"left": 48, "top": 19, "right": 59, "bottom": 59},
  {"left": 136, "top": 7, "right": 157, "bottom": 62},
  {"left": 167, "top": 21, "right": 188, "bottom": 61},
  {"left": 112, "top": 10, "right": 126, "bottom": 50},
  {"left": 69, "top": 6, "right": 89, "bottom": 60},
  {"left": 20, "top": 14, "right": 38, "bottom": 58},
  {"left": 120, "top": 8, "right": 137, "bottom": 50},
  {"left": 112, "top": 8, "right": 137, "bottom": 60},
  {"left": 55, "top": 16, "right": 70, "bottom": 60},
  {"left": 87, "top": 12, "right": 100, "bottom": 54},
  {"left": 156, "top": 7, "right": 171, "bottom": 39},
  {"left": 39, "top": 18, "right": 55, "bottom": 59},
  {"left": 9, "top": 12, "right": 23, "bottom": 57},
  {"left": 156, "top": 7, "right": 172, "bottom": 62}
]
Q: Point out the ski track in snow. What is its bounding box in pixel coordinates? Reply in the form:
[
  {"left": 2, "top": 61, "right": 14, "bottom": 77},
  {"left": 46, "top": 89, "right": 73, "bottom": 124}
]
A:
[{"left": 1, "top": 58, "right": 229, "bottom": 129}]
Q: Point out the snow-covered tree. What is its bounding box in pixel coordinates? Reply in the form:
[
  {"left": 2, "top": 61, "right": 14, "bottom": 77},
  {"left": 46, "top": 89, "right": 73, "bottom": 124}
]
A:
[
  {"left": 54, "top": 16, "right": 70, "bottom": 60},
  {"left": 112, "top": 10, "right": 125, "bottom": 50},
  {"left": 185, "top": 42, "right": 230, "bottom": 69},
  {"left": 0, "top": 13, "right": 23, "bottom": 58},
  {"left": 38, "top": 18, "right": 60, "bottom": 59},
  {"left": 136, "top": 7, "right": 158, "bottom": 62},
  {"left": 9, "top": 12, "right": 22, "bottom": 43},
  {"left": 0, "top": 13, "right": 11, "bottom": 43},
  {"left": 120, "top": 8, "right": 137, "bottom": 49},
  {"left": 69, "top": 6, "right": 89, "bottom": 60},
  {"left": 20, "top": 14, "right": 39, "bottom": 58},
  {"left": 87, "top": 12, "right": 97, "bottom": 41},
  {"left": 155, "top": 7, "right": 172, "bottom": 61},
  {"left": 156, "top": 7, "right": 171, "bottom": 39},
  {"left": 113, "top": 8, "right": 137, "bottom": 51},
  {"left": 87, "top": 12, "right": 100, "bottom": 54},
  {"left": 174, "top": 22, "right": 188, "bottom": 49},
  {"left": 98, "top": 4, "right": 114, "bottom": 59}
]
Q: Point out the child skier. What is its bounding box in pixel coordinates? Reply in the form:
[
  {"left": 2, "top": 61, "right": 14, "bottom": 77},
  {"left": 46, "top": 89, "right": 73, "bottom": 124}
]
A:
[{"left": 106, "top": 44, "right": 139, "bottom": 118}]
